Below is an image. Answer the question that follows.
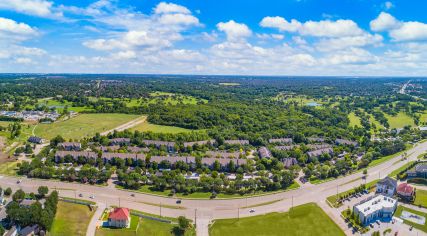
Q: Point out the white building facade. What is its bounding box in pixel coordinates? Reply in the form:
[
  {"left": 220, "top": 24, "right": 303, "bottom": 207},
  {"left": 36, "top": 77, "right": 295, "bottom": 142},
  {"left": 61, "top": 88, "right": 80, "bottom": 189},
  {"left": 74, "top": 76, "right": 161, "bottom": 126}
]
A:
[{"left": 353, "top": 195, "right": 397, "bottom": 225}]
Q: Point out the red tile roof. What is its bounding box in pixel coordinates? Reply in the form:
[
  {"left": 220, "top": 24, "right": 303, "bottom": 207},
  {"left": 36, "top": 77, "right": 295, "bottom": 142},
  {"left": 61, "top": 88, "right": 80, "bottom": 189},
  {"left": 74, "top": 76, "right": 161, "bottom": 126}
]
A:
[
  {"left": 109, "top": 208, "right": 130, "bottom": 221},
  {"left": 397, "top": 183, "right": 414, "bottom": 194}
]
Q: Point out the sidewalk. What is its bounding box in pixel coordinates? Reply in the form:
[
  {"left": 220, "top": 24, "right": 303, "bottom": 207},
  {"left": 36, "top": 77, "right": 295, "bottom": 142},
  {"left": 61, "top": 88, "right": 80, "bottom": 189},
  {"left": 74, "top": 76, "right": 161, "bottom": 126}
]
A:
[{"left": 86, "top": 203, "right": 106, "bottom": 236}]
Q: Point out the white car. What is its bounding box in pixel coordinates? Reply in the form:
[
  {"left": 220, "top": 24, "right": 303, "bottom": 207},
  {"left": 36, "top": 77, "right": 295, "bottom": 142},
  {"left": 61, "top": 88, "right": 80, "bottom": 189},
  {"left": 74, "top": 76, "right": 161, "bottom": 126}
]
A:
[{"left": 89, "top": 195, "right": 95, "bottom": 199}]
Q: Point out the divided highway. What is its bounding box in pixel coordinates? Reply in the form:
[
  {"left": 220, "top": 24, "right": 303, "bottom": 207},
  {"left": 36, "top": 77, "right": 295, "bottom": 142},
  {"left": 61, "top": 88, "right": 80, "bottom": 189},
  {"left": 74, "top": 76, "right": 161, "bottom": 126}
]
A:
[{"left": 2, "top": 141, "right": 426, "bottom": 235}]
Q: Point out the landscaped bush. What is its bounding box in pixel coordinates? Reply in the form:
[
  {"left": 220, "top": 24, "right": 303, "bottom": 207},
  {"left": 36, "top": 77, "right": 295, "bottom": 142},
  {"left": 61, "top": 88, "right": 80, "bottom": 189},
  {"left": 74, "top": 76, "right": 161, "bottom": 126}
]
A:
[{"left": 408, "top": 178, "right": 427, "bottom": 185}]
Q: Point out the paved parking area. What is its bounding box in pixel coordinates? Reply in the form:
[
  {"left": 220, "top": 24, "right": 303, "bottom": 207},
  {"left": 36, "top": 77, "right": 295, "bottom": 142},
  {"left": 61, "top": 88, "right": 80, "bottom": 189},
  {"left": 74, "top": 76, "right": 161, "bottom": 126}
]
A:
[{"left": 361, "top": 217, "right": 424, "bottom": 236}]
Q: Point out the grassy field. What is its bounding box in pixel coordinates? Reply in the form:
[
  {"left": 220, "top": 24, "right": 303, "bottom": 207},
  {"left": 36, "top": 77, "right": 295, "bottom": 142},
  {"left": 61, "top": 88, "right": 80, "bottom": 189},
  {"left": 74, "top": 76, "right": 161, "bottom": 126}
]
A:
[
  {"left": 384, "top": 112, "right": 415, "bottom": 129},
  {"left": 414, "top": 190, "right": 427, "bottom": 208},
  {"left": 0, "top": 161, "right": 19, "bottom": 176},
  {"left": 219, "top": 83, "right": 240, "bottom": 86},
  {"left": 50, "top": 201, "right": 95, "bottom": 236},
  {"left": 36, "top": 98, "right": 92, "bottom": 113},
  {"left": 348, "top": 112, "right": 362, "bottom": 127},
  {"left": 34, "top": 113, "right": 140, "bottom": 140},
  {"left": 148, "top": 92, "right": 208, "bottom": 105},
  {"left": 209, "top": 203, "right": 344, "bottom": 236},
  {"left": 130, "top": 122, "right": 193, "bottom": 134},
  {"left": 395, "top": 205, "right": 427, "bottom": 233}
]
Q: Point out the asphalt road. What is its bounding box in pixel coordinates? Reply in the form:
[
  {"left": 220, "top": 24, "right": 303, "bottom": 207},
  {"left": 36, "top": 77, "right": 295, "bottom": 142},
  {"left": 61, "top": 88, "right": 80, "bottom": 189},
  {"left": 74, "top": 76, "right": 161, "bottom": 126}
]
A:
[{"left": 1, "top": 141, "right": 426, "bottom": 236}]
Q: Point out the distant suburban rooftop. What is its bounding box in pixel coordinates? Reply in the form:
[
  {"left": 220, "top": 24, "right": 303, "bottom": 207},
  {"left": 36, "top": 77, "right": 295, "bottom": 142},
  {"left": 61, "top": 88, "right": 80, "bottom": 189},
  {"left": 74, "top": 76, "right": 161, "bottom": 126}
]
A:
[
  {"left": 224, "top": 140, "right": 249, "bottom": 145},
  {"left": 268, "top": 138, "right": 292, "bottom": 144}
]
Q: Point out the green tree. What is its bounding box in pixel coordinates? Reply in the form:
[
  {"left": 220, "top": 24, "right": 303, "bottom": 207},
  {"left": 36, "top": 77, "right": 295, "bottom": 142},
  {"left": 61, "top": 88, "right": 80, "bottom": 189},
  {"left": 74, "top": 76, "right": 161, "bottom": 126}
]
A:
[
  {"left": 38, "top": 186, "right": 49, "bottom": 198},
  {"left": 12, "top": 189, "right": 25, "bottom": 202},
  {"left": 4, "top": 187, "right": 12, "bottom": 196}
]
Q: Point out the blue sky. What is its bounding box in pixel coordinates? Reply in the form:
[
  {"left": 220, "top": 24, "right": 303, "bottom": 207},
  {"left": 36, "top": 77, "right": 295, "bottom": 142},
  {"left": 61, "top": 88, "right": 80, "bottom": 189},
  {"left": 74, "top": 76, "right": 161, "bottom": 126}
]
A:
[{"left": 2, "top": 0, "right": 427, "bottom": 75}]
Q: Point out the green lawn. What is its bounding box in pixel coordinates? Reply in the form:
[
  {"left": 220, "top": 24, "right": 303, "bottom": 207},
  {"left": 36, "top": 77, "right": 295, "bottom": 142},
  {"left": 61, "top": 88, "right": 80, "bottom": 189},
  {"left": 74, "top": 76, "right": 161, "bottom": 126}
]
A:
[
  {"left": 414, "top": 190, "right": 427, "bottom": 208},
  {"left": 50, "top": 201, "right": 94, "bottom": 236},
  {"left": 384, "top": 112, "right": 415, "bottom": 129},
  {"left": 348, "top": 112, "right": 362, "bottom": 127},
  {"left": 96, "top": 215, "right": 195, "bottom": 236},
  {"left": 34, "top": 113, "right": 140, "bottom": 140},
  {"left": 209, "top": 203, "right": 344, "bottom": 236},
  {"left": 395, "top": 205, "right": 427, "bottom": 233},
  {"left": 130, "top": 122, "right": 193, "bottom": 134}
]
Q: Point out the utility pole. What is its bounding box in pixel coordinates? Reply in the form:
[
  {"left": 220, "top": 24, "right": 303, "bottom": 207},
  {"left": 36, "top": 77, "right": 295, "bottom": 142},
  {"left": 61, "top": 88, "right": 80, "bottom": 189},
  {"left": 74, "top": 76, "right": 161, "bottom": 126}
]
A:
[
  {"left": 237, "top": 208, "right": 240, "bottom": 220},
  {"left": 194, "top": 209, "right": 197, "bottom": 226},
  {"left": 291, "top": 196, "right": 294, "bottom": 210},
  {"left": 336, "top": 185, "right": 339, "bottom": 199}
]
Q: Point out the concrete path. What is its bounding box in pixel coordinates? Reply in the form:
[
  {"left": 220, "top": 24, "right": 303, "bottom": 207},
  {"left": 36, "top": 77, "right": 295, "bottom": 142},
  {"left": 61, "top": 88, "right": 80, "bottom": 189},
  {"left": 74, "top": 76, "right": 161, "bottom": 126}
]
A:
[
  {"left": 86, "top": 203, "right": 106, "bottom": 236},
  {"left": 100, "top": 116, "right": 146, "bottom": 136}
]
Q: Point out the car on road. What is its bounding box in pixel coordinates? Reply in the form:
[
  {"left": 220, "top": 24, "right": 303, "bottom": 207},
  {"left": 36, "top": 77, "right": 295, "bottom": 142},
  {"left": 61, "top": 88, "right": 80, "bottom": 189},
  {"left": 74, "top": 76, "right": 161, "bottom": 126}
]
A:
[
  {"left": 409, "top": 226, "right": 413, "bottom": 231},
  {"left": 17, "top": 180, "right": 21, "bottom": 184},
  {"left": 176, "top": 199, "right": 182, "bottom": 204},
  {"left": 249, "top": 209, "right": 255, "bottom": 213},
  {"left": 78, "top": 193, "right": 83, "bottom": 197},
  {"left": 131, "top": 193, "right": 135, "bottom": 197},
  {"left": 89, "top": 195, "right": 95, "bottom": 199}
]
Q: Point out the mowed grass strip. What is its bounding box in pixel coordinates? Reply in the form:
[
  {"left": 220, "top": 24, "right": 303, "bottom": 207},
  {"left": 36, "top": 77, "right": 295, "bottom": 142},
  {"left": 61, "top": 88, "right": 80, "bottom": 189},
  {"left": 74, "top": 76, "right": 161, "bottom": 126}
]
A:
[
  {"left": 50, "top": 201, "right": 94, "bottom": 236},
  {"left": 34, "top": 113, "right": 140, "bottom": 140},
  {"left": 209, "top": 203, "right": 345, "bottom": 236},
  {"left": 130, "top": 122, "right": 193, "bottom": 134}
]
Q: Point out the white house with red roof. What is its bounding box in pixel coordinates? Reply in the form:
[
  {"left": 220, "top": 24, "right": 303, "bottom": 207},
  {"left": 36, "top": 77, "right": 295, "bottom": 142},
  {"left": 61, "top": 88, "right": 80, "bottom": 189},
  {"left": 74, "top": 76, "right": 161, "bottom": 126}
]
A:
[
  {"left": 397, "top": 183, "right": 415, "bottom": 201},
  {"left": 108, "top": 208, "right": 131, "bottom": 228}
]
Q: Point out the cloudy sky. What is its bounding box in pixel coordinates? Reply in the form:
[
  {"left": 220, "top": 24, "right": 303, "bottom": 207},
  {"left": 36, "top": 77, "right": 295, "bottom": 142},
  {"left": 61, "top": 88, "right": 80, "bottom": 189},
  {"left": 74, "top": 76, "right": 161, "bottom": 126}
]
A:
[{"left": 2, "top": 0, "right": 427, "bottom": 75}]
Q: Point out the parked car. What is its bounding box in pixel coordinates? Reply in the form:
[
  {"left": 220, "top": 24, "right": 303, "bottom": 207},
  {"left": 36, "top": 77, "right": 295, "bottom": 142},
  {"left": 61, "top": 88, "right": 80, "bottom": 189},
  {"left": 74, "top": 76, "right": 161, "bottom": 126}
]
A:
[
  {"left": 249, "top": 209, "right": 255, "bottom": 213},
  {"left": 369, "top": 223, "right": 374, "bottom": 228},
  {"left": 409, "top": 226, "right": 413, "bottom": 231},
  {"left": 90, "top": 195, "right": 95, "bottom": 199},
  {"left": 17, "top": 180, "right": 21, "bottom": 184},
  {"left": 376, "top": 220, "right": 380, "bottom": 225},
  {"left": 131, "top": 193, "right": 135, "bottom": 197},
  {"left": 78, "top": 193, "right": 83, "bottom": 197}
]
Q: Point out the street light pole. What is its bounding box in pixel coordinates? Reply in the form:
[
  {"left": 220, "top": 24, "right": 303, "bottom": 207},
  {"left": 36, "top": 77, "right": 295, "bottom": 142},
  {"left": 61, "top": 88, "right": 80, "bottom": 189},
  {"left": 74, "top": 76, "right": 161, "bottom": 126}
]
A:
[
  {"left": 194, "top": 209, "right": 197, "bottom": 226},
  {"left": 238, "top": 207, "right": 240, "bottom": 220}
]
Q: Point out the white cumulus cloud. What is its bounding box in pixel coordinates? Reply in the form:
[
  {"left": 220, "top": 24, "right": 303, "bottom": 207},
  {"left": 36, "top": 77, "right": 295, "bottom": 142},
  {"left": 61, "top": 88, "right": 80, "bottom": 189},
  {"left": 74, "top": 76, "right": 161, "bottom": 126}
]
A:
[
  {"left": 217, "top": 20, "right": 252, "bottom": 41},
  {"left": 260, "top": 16, "right": 364, "bottom": 37}
]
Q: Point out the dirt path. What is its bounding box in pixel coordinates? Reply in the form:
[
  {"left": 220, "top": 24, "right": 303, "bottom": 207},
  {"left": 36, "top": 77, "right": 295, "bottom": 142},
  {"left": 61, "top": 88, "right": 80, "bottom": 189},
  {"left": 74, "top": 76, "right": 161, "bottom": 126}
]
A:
[{"left": 100, "top": 116, "right": 147, "bottom": 136}]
